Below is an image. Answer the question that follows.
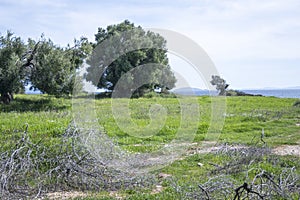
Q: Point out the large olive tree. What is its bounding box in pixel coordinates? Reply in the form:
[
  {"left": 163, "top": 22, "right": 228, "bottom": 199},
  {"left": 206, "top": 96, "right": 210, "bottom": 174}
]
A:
[{"left": 85, "top": 20, "right": 176, "bottom": 97}]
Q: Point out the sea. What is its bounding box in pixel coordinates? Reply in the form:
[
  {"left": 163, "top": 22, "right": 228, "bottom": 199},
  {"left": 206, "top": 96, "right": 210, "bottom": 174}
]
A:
[
  {"left": 172, "top": 88, "right": 300, "bottom": 98},
  {"left": 241, "top": 89, "right": 300, "bottom": 99}
]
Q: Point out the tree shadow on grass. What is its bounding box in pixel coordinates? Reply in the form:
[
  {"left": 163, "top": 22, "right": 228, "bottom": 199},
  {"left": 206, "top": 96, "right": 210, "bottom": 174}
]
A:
[{"left": 0, "top": 96, "right": 70, "bottom": 112}]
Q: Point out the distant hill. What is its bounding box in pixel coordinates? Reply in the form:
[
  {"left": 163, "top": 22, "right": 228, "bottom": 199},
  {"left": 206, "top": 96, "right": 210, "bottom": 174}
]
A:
[{"left": 172, "top": 87, "right": 215, "bottom": 96}]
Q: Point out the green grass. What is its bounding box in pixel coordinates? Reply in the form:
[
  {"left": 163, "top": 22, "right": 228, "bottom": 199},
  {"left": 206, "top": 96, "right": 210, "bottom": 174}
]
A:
[
  {"left": 220, "top": 96, "right": 300, "bottom": 146},
  {"left": 2, "top": 95, "right": 298, "bottom": 149},
  {"left": 93, "top": 96, "right": 300, "bottom": 150},
  {"left": 1, "top": 94, "right": 300, "bottom": 199},
  {"left": 0, "top": 95, "right": 72, "bottom": 151}
]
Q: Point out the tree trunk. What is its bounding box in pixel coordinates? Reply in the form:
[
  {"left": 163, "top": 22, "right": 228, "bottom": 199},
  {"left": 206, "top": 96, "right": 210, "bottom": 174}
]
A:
[{"left": 1, "top": 92, "right": 13, "bottom": 104}]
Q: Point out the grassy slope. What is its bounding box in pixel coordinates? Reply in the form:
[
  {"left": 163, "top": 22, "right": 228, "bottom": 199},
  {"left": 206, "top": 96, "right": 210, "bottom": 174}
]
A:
[
  {"left": 0, "top": 94, "right": 300, "bottom": 199},
  {"left": 222, "top": 96, "right": 300, "bottom": 146},
  {"left": 95, "top": 96, "right": 300, "bottom": 149}
]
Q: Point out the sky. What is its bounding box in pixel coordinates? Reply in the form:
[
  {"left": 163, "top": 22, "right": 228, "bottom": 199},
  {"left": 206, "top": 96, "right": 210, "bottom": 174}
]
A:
[{"left": 1, "top": 0, "right": 300, "bottom": 89}]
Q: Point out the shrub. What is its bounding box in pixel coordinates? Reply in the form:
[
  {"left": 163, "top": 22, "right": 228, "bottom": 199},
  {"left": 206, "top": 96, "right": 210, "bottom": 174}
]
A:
[{"left": 293, "top": 100, "right": 300, "bottom": 107}]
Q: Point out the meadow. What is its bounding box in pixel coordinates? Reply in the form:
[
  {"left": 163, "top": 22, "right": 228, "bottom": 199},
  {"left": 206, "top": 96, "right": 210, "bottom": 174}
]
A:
[{"left": 0, "top": 94, "right": 299, "bottom": 199}]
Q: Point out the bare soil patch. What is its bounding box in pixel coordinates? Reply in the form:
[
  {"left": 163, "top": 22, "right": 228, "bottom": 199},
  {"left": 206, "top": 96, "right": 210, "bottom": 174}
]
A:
[
  {"left": 45, "top": 191, "right": 88, "bottom": 200},
  {"left": 189, "top": 141, "right": 300, "bottom": 157},
  {"left": 272, "top": 144, "right": 300, "bottom": 156}
]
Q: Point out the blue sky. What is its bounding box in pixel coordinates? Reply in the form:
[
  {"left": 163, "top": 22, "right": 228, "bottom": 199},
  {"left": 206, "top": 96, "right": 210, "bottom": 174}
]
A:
[{"left": 1, "top": 0, "right": 299, "bottom": 89}]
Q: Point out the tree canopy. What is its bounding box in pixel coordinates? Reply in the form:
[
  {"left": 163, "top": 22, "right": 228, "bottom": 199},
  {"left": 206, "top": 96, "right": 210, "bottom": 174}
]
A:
[
  {"left": 210, "top": 75, "right": 229, "bottom": 96},
  {"left": 0, "top": 32, "right": 91, "bottom": 103},
  {"left": 0, "top": 31, "right": 26, "bottom": 103},
  {"left": 0, "top": 20, "right": 176, "bottom": 103},
  {"left": 85, "top": 20, "right": 176, "bottom": 97},
  {"left": 28, "top": 37, "right": 92, "bottom": 97}
]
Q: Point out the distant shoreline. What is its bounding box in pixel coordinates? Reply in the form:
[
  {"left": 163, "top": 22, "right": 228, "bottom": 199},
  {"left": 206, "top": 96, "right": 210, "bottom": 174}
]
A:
[
  {"left": 172, "top": 88, "right": 300, "bottom": 98},
  {"left": 241, "top": 89, "right": 300, "bottom": 98}
]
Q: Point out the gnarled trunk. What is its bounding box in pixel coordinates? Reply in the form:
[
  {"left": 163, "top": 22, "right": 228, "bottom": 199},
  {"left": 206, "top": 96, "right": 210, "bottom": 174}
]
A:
[{"left": 1, "top": 92, "right": 13, "bottom": 104}]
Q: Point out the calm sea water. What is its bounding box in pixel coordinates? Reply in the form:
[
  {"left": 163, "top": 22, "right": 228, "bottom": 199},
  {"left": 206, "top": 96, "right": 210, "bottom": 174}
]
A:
[
  {"left": 241, "top": 89, "right": 300, "bottom": 98},
  {"left": 174, "top": 88, "right": 300, "bottom": 98}
]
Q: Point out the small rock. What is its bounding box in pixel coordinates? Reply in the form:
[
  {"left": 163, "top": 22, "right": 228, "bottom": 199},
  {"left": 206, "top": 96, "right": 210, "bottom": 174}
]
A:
[
  {"left": 151, "top": 185, "right": 164, "bottom": 194},
  {"left": 197, "top": 162, "right": 204, "bottom": 167},
  {"left": 158, "top": 173, "right": 171, "bottom": 179}
]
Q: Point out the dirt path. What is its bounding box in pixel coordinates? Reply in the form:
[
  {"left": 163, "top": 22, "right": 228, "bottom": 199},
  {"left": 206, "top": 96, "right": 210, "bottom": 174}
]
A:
[
  {"left": 188, "top": 141, "right": 300, "bottom": 157},
  {"left": 43, "top": 191, "right": 88, "bottom": 200},
  {"left": 272, "top": 144, "right": 300, "bottom": 156}
]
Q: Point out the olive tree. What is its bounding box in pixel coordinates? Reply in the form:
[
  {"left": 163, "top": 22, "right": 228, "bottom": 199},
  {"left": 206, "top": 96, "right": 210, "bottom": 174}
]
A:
[
  {"left": 85, "top": 20, "right": 176, "bottom": 97},
  {"left": 0, "top": 31, "right": 26, "bottom": 104},
  {"left": 210, "top": 75, "right": 229, "bottom": 96},
  {"left": 28, "top": 37, "right": 92, "bottom": 97}
]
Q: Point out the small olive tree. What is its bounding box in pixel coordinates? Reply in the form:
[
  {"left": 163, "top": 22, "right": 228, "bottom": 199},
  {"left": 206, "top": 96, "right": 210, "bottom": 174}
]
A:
[
  {"left": 0, "top": 31, "right": 26, "bottom": 104},
  {"left": 28, "top": 37, "right": 92, "bottom": 97},
  {"left": 210, "top": 75, "right": 229, "bottom": 96}
]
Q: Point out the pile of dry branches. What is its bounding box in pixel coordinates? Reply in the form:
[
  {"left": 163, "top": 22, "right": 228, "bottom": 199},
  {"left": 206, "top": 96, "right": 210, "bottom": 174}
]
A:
[
  {"left": 0, "top": 124, "right": 156, "bottom": 199},
  {"left": 1, "top": 125, "right": 299, "bottom": 199},
  {"left": 171, "top": 144, "right": 300, "bottom": 199}
]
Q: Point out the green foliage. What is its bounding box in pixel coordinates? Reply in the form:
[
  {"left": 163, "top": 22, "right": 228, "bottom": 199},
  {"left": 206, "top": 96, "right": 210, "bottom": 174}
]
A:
[
  {"left": 134, "top": 91, "right": 177, "bottom": 98},
  {"left": 0, "top": 31, "right": 92, "bottom": 102},
  {"left": 141, "top": 91, "right": 160, "bottom": 98},
  {"left": 1, "top": 20, "right": 175, "bottom": 100},
  {"left": 210, "top": 75, "right": 229, "bottom": 95},
  {"left": 0, "top": 31, "right": 26, "bottom": 103},
  {"left": 293, "top": 100, "right": 300, "bottom": 107},
  {"left": 29, "top": 37, "right": 91, "bottom": 97},
  {"left": 86, "top": 20, "right": 176, "bottom": 97}
]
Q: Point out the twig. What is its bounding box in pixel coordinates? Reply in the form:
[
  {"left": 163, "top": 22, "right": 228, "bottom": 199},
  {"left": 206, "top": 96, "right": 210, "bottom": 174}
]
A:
[
  {"left": 198, "top": 184, "right": 210, "bottom": 200},
  {"left": 234, "top": 182, "right": 264, "bottom": 200}
]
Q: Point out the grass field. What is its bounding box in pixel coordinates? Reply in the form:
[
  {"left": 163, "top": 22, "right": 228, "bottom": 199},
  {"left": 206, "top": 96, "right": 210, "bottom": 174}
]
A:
[{"left": 0, "top": 94, "right": 300, "bottom": 199}]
